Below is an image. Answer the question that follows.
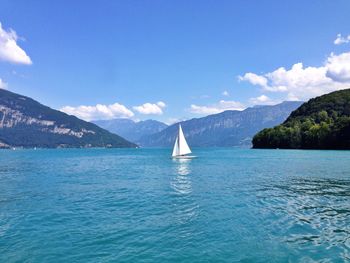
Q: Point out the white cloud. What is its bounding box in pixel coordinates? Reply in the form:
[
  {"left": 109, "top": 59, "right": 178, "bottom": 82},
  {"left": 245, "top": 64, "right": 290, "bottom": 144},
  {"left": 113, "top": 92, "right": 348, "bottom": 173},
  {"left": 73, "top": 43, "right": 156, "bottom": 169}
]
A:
[
  {"left": 334, "top": 34, "right": 350, "bottom": 45},
  {"left": 249, "top": 95, "right": 278, "bottom": 105},
  {"left": 286, "top": 93, "right": 300, "bottom": 101},
  {"left": 0, "top": 22, "right": 32, "bottom": 65},
  {"left": 222, "top": 90, "right": 229, "bottom": 96},
  {"left": 190, "top": 105, "right": 219, "bottom": 115},
  {"left": 239, "top": 51, "right": 350, "bottom": 101},
  {"left": 190, "top": 100, "right": 244, "bottom": 115},
  {"left": 60, "top": 102, "right": 134, "bottom": 121},
  {"left": 156, "top": 101, "right": 166, "bottom": 108},
  {"left": 0, "top": 78, "right": 7, "bottom": 89},
  {"left": 133, "top": 101, "right": 166, "bottom": 115},
  {"left": 239, "top": 72, "right": 268, "bottom": 88},
  {"left": 166, "top": 117, "right": 187, "bottom": 125},
  {"left": 326, "top": 52, "right": 350, "bottom": 82}
]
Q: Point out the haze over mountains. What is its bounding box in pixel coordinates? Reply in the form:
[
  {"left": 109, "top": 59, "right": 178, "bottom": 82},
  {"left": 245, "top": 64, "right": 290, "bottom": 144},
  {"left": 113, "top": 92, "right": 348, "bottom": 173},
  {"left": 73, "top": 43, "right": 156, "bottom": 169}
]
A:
[
  {"left": 0, "top": 89, "right": 136, "bottom": 148},
  {"left": 138, "top": 101, "right": 303, "bottom": 147},
  {"left": 93, "top": 119, "right": 167, "bottom": 144}
]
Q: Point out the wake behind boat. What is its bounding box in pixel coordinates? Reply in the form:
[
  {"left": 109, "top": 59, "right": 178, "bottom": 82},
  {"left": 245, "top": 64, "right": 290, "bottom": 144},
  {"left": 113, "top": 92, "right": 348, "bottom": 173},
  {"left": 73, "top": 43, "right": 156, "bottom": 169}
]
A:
[{"left": 172, "top": 124, "right": 196, "bottom": 159}]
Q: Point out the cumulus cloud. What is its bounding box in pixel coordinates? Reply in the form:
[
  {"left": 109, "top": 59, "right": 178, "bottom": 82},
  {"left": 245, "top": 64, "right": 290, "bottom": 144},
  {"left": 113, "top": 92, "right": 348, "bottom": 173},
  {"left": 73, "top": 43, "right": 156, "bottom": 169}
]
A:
[
  {"left": 334, "top": 34, "right": 350, "bottom": 45},
  {"left": 249, "top": 95, "right": 278, "bottom": 105},
  {"left": 190, "top": 100, "right": 244, "bottom": 115},
  {"left": 239, "top": 72, "right": 269, "bottom": 88},
  {"left": 239, "top": 51, "right": 350, "bottom": 101},
  {"left": 156, "top": 101, "right": 166, "bottom": 108},
  {"left": 325, "top": 52, "right": 350, "bottom": 82},
  {"left": 222, "top": 90, "right": 229, "bottom": 96},
  {"left": 0, "top": 78, "right": 7, "bottom": 89},
  {"left": 60, "top": 102, "right": 134, "bottom": 121},
  {"left": 133, "top": 101, "right": 166, "bottom": 115},
  {"left": 0, "top": 22, "right": 32, "bottom": 65}
]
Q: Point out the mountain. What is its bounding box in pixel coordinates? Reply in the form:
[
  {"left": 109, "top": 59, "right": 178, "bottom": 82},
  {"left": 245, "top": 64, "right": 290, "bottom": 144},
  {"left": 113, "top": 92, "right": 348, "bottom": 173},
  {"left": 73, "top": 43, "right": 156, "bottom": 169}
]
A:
[
  {"left": 93, "top": 118, "right": 168, "bottom": 143},
  {"left": 252, "top": 89, "right": 350, "bottom": 149},
  {"left": 139, "top": 101, "right": 303, "bottom": 147},
  {"left": 0, "top": 89, "right": 136, "bottom": 148}
]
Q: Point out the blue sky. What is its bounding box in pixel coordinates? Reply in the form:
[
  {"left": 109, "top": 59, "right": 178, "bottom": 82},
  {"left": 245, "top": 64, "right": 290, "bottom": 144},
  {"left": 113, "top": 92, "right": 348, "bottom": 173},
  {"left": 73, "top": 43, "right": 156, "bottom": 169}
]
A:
[{"left": 0, "top": 0, "right": 350, "bottom": 123}]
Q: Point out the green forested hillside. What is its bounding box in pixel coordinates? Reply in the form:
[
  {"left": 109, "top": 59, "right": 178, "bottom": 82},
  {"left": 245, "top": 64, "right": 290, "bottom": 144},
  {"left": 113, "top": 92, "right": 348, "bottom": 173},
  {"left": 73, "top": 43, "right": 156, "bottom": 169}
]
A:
[{"left": 252, "top": 89, "right": 350, "bottom": 149}]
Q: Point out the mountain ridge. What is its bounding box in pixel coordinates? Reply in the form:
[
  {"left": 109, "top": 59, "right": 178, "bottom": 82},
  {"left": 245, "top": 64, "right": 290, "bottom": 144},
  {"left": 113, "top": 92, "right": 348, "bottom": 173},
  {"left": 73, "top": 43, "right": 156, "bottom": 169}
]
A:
[
  {"left": 139, "top": 101, "right": 303, "bottom": 147},
  {"left": 93, "top": 118, "right": 168, "bottom": 143},
  {"left": 0, "top": 89, "right": 136, "bottom": 148}
]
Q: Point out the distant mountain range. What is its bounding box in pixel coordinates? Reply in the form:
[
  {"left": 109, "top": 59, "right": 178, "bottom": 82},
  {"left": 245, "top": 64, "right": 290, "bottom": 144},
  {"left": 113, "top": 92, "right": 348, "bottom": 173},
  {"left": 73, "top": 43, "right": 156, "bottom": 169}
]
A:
[
  {"left": 93, "top": 119, "right": 168, "bottom": 143},
  {"left": 0, "top": 89, "right": 136, "bottom": 148},
  {"left": 139, "top": 101, "right": 303, "bottom": 147},
  {"left": 0, "top": 88, "right": 304, "bottom": 149},
  {"left": 253, "top": 89, "right": 350, "bottom": 149}
]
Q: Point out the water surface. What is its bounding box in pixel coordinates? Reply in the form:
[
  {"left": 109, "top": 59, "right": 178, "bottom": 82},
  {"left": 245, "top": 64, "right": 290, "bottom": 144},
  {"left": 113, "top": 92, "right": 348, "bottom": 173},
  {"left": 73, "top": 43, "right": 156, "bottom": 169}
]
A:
[{"left": 0, "top": 148, "right": 349, "bottom": 262}]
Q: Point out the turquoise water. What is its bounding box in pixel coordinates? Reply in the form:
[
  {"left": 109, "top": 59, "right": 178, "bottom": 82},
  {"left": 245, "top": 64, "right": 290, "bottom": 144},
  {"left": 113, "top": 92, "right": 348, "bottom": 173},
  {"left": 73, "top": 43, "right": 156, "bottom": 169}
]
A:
[{"left": 0, "top": 148, "right": 350, "bottom": 262}]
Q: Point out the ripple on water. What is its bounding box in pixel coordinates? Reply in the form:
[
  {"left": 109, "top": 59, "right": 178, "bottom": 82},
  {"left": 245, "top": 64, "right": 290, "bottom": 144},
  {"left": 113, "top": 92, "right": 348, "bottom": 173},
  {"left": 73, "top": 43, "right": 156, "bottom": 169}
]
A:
[
  {"left": 0, "top": 148, "right": 350, "bottom": 262},
  {"left": 257, "top": 176, "right": 350, "bottom": 260}
]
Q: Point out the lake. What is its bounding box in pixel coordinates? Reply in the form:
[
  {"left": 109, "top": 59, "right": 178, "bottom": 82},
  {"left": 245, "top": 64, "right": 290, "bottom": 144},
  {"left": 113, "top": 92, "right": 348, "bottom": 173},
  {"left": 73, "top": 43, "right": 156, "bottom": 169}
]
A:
[{"left": 0, "top": 148, "right": 349, "bottom": 262}]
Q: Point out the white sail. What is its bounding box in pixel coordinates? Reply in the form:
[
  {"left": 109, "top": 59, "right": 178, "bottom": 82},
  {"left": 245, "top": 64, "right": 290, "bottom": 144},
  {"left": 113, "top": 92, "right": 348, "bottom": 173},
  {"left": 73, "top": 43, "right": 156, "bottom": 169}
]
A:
[
  {"left": 172, "top": 137, "right": 179, "bottom": 157},
  {"left": 178, "top": 125, "right": 191, "bottom": 155},
  {"left": 172, "top": 124, "right": 191, "bottom": 157}
]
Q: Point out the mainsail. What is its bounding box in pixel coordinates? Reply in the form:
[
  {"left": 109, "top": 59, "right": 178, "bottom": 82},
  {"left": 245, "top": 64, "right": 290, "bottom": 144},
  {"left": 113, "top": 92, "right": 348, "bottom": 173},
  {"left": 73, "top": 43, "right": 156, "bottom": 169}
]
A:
[
  {"left": 172, "top": 124, "right": 192, "bottom": 157},
  {"left": 172, "top": 137, "right": 179, "bottom": 157}
]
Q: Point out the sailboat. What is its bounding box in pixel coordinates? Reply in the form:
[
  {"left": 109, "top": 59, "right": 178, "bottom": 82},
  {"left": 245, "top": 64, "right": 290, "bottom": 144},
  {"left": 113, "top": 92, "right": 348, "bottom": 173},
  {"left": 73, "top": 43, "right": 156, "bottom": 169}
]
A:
[{"left": 172, "top": 124, "right": 195, "bottom": 158}]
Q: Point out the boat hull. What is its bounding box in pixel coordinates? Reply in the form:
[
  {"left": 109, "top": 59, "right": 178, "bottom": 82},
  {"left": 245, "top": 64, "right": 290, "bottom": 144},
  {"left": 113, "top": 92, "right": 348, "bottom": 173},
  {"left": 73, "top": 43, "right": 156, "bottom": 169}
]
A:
[{"left": 172, "top": 155, "right": 196, "bottom": 159}]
